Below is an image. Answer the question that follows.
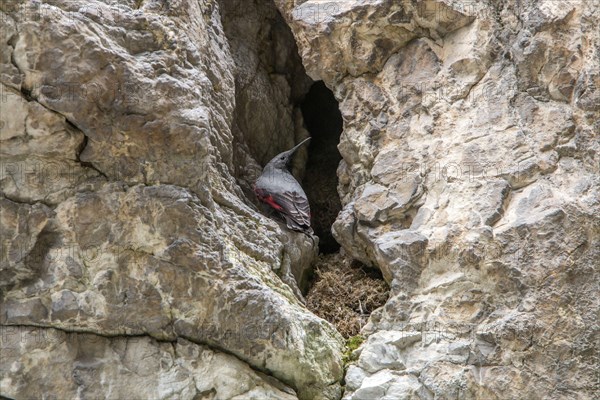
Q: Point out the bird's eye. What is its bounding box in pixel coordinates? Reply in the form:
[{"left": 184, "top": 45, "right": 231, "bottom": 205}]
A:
[{"left": 280, "top": 157, "right": 285, "bottom": 160}]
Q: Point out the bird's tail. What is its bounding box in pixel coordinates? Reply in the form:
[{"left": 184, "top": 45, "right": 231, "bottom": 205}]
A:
[
  {"left": 282, "top": 215, "right": 318, "bottom": 250},
  {"left": 300, "top": 228, "right": 318, "bottom": 249}
]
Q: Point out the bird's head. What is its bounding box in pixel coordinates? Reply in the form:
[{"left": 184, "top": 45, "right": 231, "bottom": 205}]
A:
[{"left": 265, "top": 137, "right": 311, "bottom": 170}]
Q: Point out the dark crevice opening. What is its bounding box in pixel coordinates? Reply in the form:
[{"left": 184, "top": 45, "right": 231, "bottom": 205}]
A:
[
  {"left": 75, "top": 134, "right": 108, "bottom": 180},
  {"left": 300, "top": 81, "right": 344, "bottom": 254}
]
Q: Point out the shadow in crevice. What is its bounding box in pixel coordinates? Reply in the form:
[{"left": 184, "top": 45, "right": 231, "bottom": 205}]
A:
[{"left": 300, "top": 81, "right": 343, "bottom": 254}]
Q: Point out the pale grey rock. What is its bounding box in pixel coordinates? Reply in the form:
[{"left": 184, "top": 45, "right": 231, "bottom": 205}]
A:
[
  {"left": 371, "top": 230, "right": 428, "bottom": 288},
  {"left": 0, "top": 198, "right": 52, "bottom": 290},
  {"left": 344, "top": 365, "right": 367, "bottom": 392},
  {"left": 277, "top": 0, "right": 473, "bottom": 83},
  {"left": 1, "top": 183, "right": 342, "bottom": 399},
  {"left": 275, "top": 0, "right": 599, "bottom": 398},
  {"left": 382, "top": 374, "right": 426, "bottom": 400},
  {"left": 0, "top": 326, "right": 297, "bottom": 400},
  {"left": 0, "top": 1, "right": 343, "bottom": 399},
  {"left": 354, "top": 178, "right": 424, "bottom": 226},
  {"left": 345, "top": 370, "right": 425, "bottom": 400},
  {"left": 0, "top": 82, "right": 100, "bottom": 205},
  {"left": 348, "top": 370, "right": 395, "bottom": 400},
  {"left": 3, "top": 0, "right": 598, "bottom": 398},
  {"left": 356, "top": 330, "right": 421, "bottom": 374},
  {"left": 357, "top": 340, "right": 405, "bottom": 374}
]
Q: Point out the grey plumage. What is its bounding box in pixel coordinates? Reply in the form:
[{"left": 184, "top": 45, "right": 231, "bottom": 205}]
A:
[{"left": 254, "top": 138, "right": 313, "bottom": 234}]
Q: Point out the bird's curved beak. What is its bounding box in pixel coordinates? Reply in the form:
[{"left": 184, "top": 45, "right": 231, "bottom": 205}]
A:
[{"left": 289, "top": 137, "right": 311, "bottom": 154}]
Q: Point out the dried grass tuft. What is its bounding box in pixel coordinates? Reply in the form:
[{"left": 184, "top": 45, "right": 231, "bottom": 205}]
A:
[{"left": 306, "top": 252, "right": 389, "bottom": 338}]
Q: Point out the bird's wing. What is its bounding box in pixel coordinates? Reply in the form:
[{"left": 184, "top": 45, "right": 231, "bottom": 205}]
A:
[{"left": 270, "top": 189, "right": 311, "bottom": 228}]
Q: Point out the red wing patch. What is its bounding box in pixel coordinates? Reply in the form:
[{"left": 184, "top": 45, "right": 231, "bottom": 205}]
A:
[
  {"left": 263, "top": 195, "right": 283, "bottom": 211},
  {"left": 255, "top": 188, "right": 284, "bottom": 211},
  {"left": 254, "top": 186, "right": 311, "bottom": 231}
]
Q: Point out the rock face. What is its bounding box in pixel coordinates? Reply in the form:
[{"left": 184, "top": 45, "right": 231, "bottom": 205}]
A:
[
  {"left": 275, "top": 0, "right": 599, "bottom": 398},
  {"left": 1, "top": 1, "right": 343, "bottom": 399},
  {"left": 2, "top": 0, "right": 598, "bottom": 399},
  {"left": 1, "top": 326, "right": 297, "bottom": 400}
]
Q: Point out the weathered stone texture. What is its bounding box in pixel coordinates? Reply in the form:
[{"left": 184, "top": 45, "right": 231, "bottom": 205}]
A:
[
  {"left": 2, "top": 0, "right": 598, "bottom": 398},
  {"left": 1, "top": 1, "right": 343, "bottom": 399},
  {"left": 1, "top": 326, "right": 297, "bottom": 399},
  {"left": 275, "top": 0, "right": 599, "bottom": 398}
]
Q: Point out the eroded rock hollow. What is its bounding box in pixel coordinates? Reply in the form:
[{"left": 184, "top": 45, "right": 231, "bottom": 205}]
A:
[
  {"left": 301, "top": 81, "right": 344, "bottom": 255},
  {"left": 1, "top": 0, "right": 599, "bottom": 399}
]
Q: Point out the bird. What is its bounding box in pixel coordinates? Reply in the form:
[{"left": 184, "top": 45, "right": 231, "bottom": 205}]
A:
[{"left": 253, "top": 137, "right": 314, "bottom": 235}]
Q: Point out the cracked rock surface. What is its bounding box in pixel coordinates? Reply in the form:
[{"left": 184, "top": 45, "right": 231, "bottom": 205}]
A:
[
  {"left": 1, "top": 326, "right": 297, "bottom": 400},
  {"left": 1, "top": 1, "right": 342, "bottom": 399},
  {"left": 2, "top": 0, "right": 599, "bottom": 399},
  {"left": 275, "top": 0, "right": 599, "bottom": 398}
]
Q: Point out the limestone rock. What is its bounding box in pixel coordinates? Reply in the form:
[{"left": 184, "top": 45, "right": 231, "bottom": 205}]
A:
[
  {"left": 355, "top": 330, "right": 421, "bottom": 374},
  {"left": 0, "top": 82, "right": 100, "bottom": 205},
  {"left": 1, "top": 326, "right": 297, "bottom": 400},
  {"left": 0, "top": 1, "right": 343, "bottom": 399},
  {"left": 0, "top": 198, "right": 52, "bottom": 290},
  {"left": 2, "top": 0, "right": 598, "bottom": 398},
  {"left": 276, "top": 0, "right": 473, "bottom": 83},
  {"left": 275, "top": 0, "right": 599, "bottom": 398}
]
